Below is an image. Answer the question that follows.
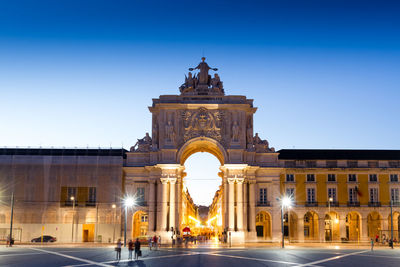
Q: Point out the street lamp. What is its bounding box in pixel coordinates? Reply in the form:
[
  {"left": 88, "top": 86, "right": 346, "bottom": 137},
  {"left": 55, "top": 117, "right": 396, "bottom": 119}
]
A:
[
  {"left": 279, "top": 195, "right": 292, "bottom": 248},
  {"left": 123, "top": 196, "right": 135, "bottom": 247},
  {"left": 112, "top": 204, "right": 116, "bottom": 243},
  {"left": 70, "top": 196, "right": 76, "bottom": 243}
]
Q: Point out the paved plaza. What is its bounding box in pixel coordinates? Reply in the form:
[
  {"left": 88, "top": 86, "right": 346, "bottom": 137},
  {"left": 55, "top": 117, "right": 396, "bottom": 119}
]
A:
[{"left": 1, "top": 245, "right": 400, "bottom": 267}]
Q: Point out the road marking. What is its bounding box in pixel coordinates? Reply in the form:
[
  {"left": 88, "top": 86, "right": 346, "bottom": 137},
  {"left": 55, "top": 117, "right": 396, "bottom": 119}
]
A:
[
  {"left": 29, "top": 248, "right": 113, "bottom": 267},
  {"left": 293, "top": 250, "right": 368, "bottom": 267},
  {"left": 209, "top": 253, "right": 320, "bottom": 266}
]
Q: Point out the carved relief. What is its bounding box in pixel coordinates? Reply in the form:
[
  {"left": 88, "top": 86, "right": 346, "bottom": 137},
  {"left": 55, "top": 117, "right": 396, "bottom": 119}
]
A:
[
  {"left": 165, "top": 120, "right": 175, "bottom": 144},
  {"left": 181, "top": 107, "right": 224, "bottom": 144},
  {"left": 231, "top": 121, "right": 239, "bottom": 142}
]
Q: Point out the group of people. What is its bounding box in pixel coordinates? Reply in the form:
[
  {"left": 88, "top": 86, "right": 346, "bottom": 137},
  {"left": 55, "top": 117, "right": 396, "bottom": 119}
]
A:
[
  {"left": 148, "top": 235, "right": 161, "bottom": 250},
  {"left": 115, "top": 238, "right": 141, "bottom": 262}
]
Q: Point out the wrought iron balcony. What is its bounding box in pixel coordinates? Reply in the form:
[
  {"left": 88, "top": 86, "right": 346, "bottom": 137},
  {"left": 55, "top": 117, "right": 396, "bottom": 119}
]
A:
[
  {"left": 305, "top": 201, "right": 318, "bottom": 207},
  {"left": 347, "top": 201, "right": 360, "bottom": 207},
  {"left": 85, "top": 201, "right": 96, "bottom": 207},
  {"left": 326, "top": 201, "right": 339, "bottom": 207},
  {"left": 136, "top": 201, "right": 148, "bottom": 207},
  {"left": 368, "top": 202, "right": 381, "bottom": 207},
  {"left": 256, "top": 201, "right": 271, "bottom": 207},
  {"left": 63, "top": 201, "right": 77, "bottom": 207}
]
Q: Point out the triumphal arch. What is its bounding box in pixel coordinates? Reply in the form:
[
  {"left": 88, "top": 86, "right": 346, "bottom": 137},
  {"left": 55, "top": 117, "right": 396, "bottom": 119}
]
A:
[{"left": 124, "top": 58, "right": 281, "bottom": 243}]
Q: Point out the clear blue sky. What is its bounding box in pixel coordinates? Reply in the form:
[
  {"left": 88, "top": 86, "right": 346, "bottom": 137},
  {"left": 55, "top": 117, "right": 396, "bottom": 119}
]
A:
[{"left": 1, "top": 0, "right": 399, "bottom": 205}]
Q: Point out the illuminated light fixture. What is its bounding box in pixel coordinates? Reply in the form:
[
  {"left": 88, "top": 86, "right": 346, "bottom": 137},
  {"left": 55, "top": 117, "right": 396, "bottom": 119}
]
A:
[
  {"left": 124, "top": 196, "right": 135, "bottom": 208},
  {"left": 334, "top": 218, "right": 339, "bottom": 224},
  {"left": 281, "top": 196, "right": 292, "bottom": 208},
  {"left": 207, "top": 215, "right": 218, "bottom": 226}
]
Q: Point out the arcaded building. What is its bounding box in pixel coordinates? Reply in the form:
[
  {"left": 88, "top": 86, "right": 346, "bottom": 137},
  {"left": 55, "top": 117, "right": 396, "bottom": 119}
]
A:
[{"left": 1, "top": 59, "right": 399, "bottom": 243}]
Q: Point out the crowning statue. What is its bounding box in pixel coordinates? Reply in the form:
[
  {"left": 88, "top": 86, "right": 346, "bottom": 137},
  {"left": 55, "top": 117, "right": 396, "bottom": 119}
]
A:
[
  {"left": 251, "top": 133, "right": 275, "bottom": 153},
  {"left": 179, "top": 57, "right": 224, "bottom": 96},
  {"left": 131, "top": 132, "right": 152, "bottom": 152}
]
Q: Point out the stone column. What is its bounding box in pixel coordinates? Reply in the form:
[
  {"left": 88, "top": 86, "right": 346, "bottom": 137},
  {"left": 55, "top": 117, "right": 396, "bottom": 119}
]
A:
[
  {"left": 156, "top": 181, "right": 163, "bottom": 231},
  {"left": 160, "top": 178, "right": 169, "bottom": 231},
  {"left": 339, "top": 213, "right": 347, "bottom": 240},
  {"left": 297, "top": 216, "right": 304, "bottom": 242},
  {"left": 236, "top": 178, "right": 244, "bottom": 231},
  {"left": 249, "top": 182, "right": 256, "bottom": 232},
  {"left": 243, "top": 182, "right": 248, "bottom": 231},
  {"left": 319, "top": 217, "right": 326, "bottom": 242},
  {"left": 169, "top": 178, "right": 177, "bottom": 232},
  {"left": 228, "top": 178, "right": 235, "bottom": 231},
  {"left": 361, "top": 217, "right": 369, "bottom": 241},
  {"left": 148, "top": 180, "right": 156, "bottom": 232},
  {"left": 176, "top": 179, "right": 181, "bottom": 233}
]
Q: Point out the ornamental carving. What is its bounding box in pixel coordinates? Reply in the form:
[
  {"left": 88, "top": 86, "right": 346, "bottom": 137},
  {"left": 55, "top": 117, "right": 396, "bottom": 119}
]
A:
[{"left": 181, "top": 108, "right": 224, "bottom": 143}]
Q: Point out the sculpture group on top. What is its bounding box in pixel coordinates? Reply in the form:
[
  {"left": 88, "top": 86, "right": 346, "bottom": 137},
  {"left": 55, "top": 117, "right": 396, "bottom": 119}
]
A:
[{"left": 179, "top": 57, "right": 225, "bottom": 95}]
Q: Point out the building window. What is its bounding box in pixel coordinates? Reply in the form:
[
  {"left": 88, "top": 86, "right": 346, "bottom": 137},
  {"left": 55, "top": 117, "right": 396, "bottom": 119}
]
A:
[
  {"left": 368, "top": 161, "right": 378, "bottom": 168},
  {"left": 137, "top": 187, "right": 145, "bottom": 203},
  {"left": 328, "top": 188, "right": 337, "bottom": 202},
  {"left": 88, "top": 187, "right": 96, "bottom": 203},
  {"left": 307, "top": 188, "right": 316, "bottom": 203},
  {"left": 389, "top": 161, "right": 400, "bottom": 168},
  {"left": 259, "top": 188, "right": 267, "bottom": 204},
  {"left": 348, "top": 174, "right": 357, "bottom": 182},
  {"left": 369, "top": 174, "right": 378, "bottom": 182},
  {"left": 349, "top": 188, "right": 358, "bottom": 203},
  {"left": 390, "top": 174, "right": 399, "bottom": 182},
  {"left": 391, "top": 188, "right": 399, "bottom": 203},
  {"left": 306, "top": 161, "right": 317, "bottom": 168},
  {"left": 348, "top": 161, "right": 358, "bottom": 168},
  {"left": 141, "top": 215, "right": 148, "bottom": 222},
  {"left": 286, "top": 188, "right": 295, "bottom": 198},
  {"left": 306, "top": 174, "right": 315, "bottom": 182},
  {"left": 369, "top": 188, "right": 378, "bottom": 203},
  {"left": 286, "top": 174, "right": 294, "bottom": 182},
  {"left": 327, "top": 161, "right": 337, "bottom": 168},
  {"left": 327, "top": 174, "right": 336, "bottom": 182},
  {"left": 285, "top": 161, "right": 296, "bottom": 168}
]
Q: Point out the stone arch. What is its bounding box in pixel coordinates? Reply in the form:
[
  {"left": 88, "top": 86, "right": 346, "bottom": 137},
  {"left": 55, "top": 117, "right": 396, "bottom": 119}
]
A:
[
  {"left": 367, "top": 211, "right": 382, "bottom": 239},
  {"left": 132, "top": 210, "right": 148, "bottom": 238},
  {"left": 255, "top": 211, "right": 272, "bottom": 239},
  {"left": 177, "top": 137, "right": 228, "bottom": 165},
  {"left": 388, "top": 211, "right": 400, "bottom": 240},
  {"left": 284, "top": 211, "right": 298, "bottom": 240},
  {"left": 304, "top": 211, "right": 319, "bottom": 240},
  {"left": 325, "top": 211, "right": 340, "bottom": 241},
  {"left": 346, "top": 211, "right": 361, "bottom": 241}
]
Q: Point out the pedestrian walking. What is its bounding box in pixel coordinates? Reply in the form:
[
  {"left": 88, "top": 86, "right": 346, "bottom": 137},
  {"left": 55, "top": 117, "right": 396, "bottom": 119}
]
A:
[
  {"left": 115, "top": 239, "right": 122, "bottom": 261},
  {"left": 158, "top": 235, "right": 161, "bottom": 248},
  {"left": 148, "top": 236, "right": 152, "bottom": 250},
  {"left": 128, "top": 239, "right": 134, "bottom": 260},
  {"left": 134, "top": 238, "right": 141, "bottom": 260},
  {"left": 153, "top": 235, "right": 158, "bottom": 250},
  {"left": 371, "top": 238, "right": 374, "bottom": 251}
]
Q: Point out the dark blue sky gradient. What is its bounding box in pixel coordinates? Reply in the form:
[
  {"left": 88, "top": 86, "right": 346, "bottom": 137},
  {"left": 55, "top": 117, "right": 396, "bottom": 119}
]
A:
[{"left": 1, "top": 0, "right": 400, "bottom": 151}]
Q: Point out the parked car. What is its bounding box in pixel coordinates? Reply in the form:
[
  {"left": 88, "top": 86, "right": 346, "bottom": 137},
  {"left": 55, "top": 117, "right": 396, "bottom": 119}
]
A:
[{"left": 31, "top": 235, "right": 57, "bottom": 243}]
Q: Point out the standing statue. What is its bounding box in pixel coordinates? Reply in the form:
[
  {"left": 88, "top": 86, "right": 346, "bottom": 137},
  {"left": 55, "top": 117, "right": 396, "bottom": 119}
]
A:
[
  {"left": 165, "top": 120, "right": 175, "bottom": 143},
  {"left": 232, "top": 121, "right": 239, "bottom": 142},
  {"left": 189, "top": 57, "right": 218, "bottom": 85}
]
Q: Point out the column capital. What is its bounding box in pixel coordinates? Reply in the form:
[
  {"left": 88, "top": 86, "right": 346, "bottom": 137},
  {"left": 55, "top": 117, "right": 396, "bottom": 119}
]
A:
[
  {"left": 227, "top": 177, "right": 236, "bottom": 184},
  {"left": 160, "top": 178, "right": 169, "bottom": 184},
  {"left": 169, "top": 177, "right": 177, "bottom": 184},
  {"left": 236, "top": 177, "right": 245, "bottom": 184}
]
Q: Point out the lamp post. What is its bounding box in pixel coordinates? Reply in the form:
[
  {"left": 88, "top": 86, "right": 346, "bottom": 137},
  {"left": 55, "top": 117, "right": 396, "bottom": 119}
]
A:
[
  {"left": 112, "top": 204, "right": 116, "bottom": 243},
  {"left": 279, "top": 196, "right": 292, "bottom": 248},
  {"left": 9, "top": 191, "right": 14, "bottom": 247},
  {"left": 124, "top": 197, "right": 135, "bottom": 247},
  {"left": 328, "top": 197, "right": 333, "bottom": 241},
  {"left": 390, "top": 198, "right": 394, "bottom": 249},
  {"left": 70, "top": 196, "right": 75, "bottom": 243}
]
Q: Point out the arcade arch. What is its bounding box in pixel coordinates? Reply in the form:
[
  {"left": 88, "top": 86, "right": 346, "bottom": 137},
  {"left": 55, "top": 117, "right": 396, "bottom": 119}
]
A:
[
  {"left": 304, "top": 211, "right": 319, "bottom": 240},
  {"left": 367, "top": 211, "right": 382, "bottom": 239},
  {"left": 284, "top": 211, "right": 298, "bottom": 240},
  {"left": 132, "top": 210, "right": 148, "bottom": 238},
  {"left": 324, "top": 212, "right": 340, "bottom": 241},
  {"left": 346, "top": 211, "right": 361, "bottom": 241},
  {"left": 255, "top": 211, "right": 272, "bottom": 239}
]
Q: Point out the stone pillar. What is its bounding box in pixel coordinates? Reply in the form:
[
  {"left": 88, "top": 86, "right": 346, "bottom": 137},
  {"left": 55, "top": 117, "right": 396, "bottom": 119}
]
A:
[
  {"left": 169, "top": 178, "right": 176, "bottom": 232},
  {"left": 361, "top": 217, "right": 369, "bottom": 241},
  {"left": 228, "top": 178, "right": 235, "bottom": 231},
  {"left": 297, "top": 216, "right": 304, "bottom": 242},
  {"left": 319, "top": 217, "right": 326, "bottom": 242},
  {"left": 339, "top": 213, "right": 347, "bottom": 240},
  {"left": 156, "top": 181, "right": 163, "bottom": 231},
  {"left": 176, "top": 180, "right": 181, "bottom": 233},
  {"left": 148, "top": 180, "right": 156, "bottom": 232},
  {"left": 236, "top": 178, "right": 244, "bottom": 231},
  {"left": 243, "top": 182, "right": 248, "bottom": 231},
  {"left": 249, "top": 182, "right": 256, "bottom": 232},
  {"left": 160, "top": 178, "right": 169, "bottom": 231}
]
